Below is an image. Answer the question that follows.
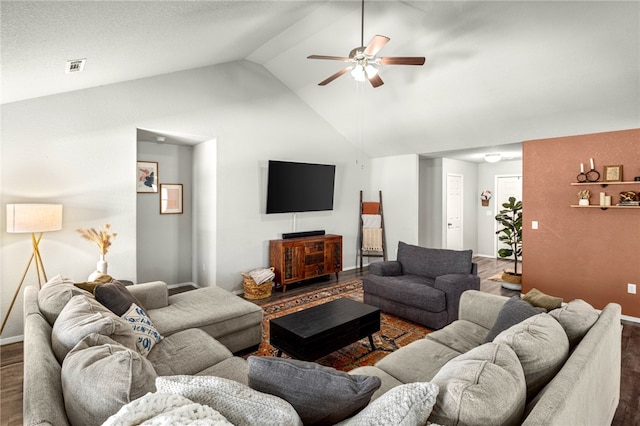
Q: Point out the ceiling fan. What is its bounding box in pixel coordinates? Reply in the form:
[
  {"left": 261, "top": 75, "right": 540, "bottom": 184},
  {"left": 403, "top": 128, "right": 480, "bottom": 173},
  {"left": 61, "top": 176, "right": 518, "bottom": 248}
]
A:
[{"left": 307, "top": 0, "right": 425, "bottom": 88}]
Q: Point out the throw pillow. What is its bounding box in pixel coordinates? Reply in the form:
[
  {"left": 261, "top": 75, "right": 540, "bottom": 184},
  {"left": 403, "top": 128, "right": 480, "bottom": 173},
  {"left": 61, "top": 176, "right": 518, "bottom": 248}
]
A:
[
  {"left": 485, "top": 296, "right": 546, "bottom": 342},
  {"left": 38, "top": 274, "right": 93, "bottom": 324},
  {"left": 51, "top": 295, "right": 138, "bottom": 363},
  {"left": 95, "top": 280, "right": 144, "bottom": 316},
  {"left": 494, "top": 313, "right": 569, "bottom": 398},
  {"left": 522, "top": 288, "right": 563, "bottom": 311},
  {"left": 62, "top": 333, "right": 157, "bottom": 426},
  {"left": 121, "top": 303, "right": 163, "bottom": 357},
  {"left": 429, "top": 342, "right": 526, "bottom": 426},
  {"left": 103, "top": 392, "right": 233, "bottom": 426},
  {"left": 156, "top": 375, "right": 303, "bottom": 426},
  {"left": 336, "top": 382, "right": 439, "bottom": 426},
  {"left": 73, "top": 281, "right": 101, "bottom": 293},
  {"left": 549, "top": 299, "right": 599, "bottom": 348},
  {"left": 247, "top": 356, "right": 381, "bottom": 426}
]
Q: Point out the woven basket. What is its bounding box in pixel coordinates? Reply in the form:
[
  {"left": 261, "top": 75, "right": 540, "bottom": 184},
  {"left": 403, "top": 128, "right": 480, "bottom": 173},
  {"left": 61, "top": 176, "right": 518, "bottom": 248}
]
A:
[{"left": 242, "top": 267, "right": 274, "bottom": 300}]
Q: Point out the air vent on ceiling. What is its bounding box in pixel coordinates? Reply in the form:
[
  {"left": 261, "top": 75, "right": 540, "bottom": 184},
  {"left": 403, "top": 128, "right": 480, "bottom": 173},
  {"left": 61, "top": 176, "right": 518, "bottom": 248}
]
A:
[{"left": 65, "top": 58, "right": 86, "bottom": 74}]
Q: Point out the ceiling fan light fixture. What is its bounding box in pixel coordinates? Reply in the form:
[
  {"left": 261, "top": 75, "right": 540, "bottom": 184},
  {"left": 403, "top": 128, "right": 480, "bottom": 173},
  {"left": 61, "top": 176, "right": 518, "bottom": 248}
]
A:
[
  {"left": 365, "top": 63, "right": 378, "bottom": 77},
  {"left": 484, "top": 153, "right": 502, "bottom": 163},
  {"left": 350, "top": 64, "right": 366, "bottom": 82}
]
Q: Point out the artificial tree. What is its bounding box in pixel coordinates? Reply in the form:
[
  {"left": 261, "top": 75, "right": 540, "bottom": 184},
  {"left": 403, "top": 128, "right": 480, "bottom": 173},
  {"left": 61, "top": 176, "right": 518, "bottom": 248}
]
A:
[{"left": 495, "top": 196, "right": 523, "bottom": 286}]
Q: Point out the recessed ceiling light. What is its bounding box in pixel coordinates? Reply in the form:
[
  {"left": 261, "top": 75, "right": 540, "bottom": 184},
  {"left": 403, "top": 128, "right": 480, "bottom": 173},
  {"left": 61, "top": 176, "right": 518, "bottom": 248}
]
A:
[{"left": 65, "top": 58, "right": 86, "bottom": 74}]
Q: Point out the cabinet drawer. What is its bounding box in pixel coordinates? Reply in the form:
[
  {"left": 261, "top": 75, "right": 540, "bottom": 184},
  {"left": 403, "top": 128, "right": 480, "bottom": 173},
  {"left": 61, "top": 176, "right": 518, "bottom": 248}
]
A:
[
  {"left": 305, "top": 264, "right": 326, "bottom": 277},
  {"left": 305, "top": 241, "right": 324, "bottom": 253}
]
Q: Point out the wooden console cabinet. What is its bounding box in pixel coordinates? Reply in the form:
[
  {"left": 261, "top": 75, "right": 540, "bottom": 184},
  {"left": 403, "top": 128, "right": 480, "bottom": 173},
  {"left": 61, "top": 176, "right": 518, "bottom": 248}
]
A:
[{"left": 269, "top": 234, "right": 342, "bottom": 293}]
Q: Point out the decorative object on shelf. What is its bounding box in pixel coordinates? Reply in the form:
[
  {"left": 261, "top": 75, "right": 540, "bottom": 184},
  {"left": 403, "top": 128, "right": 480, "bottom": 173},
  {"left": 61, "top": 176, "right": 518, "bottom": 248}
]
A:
[
  {"left": 160, "top": 183, "right": 183, "bottom": 214},
  {"left": 137, "top": 161, "right": 158, "bottom": 193},
  {"left": 635, "top": 176, "right": 640, "bottom": 181},
  {"left": 618, "top": 191, "right": 639, "bottom": 206},
  {"left": 580, "top": 158, "right": 601, "bottom": 182},
  {"left": 577, "top": 190, "right": 591, "bottom": 206},
  {"left": 2, "top": 203, "right": 63, "bottom": 334},
  {"left": 603, "top": 165, "right": 623, "bottom": 182},
  {"left": 480, "top": 190, "right": 492, "bottom": 206},
  {"left": 495, "top": 197, "right": 523, "bottom": 290},
  {"left": 77, "top": 224, "right": 117, "bottom": 275}
]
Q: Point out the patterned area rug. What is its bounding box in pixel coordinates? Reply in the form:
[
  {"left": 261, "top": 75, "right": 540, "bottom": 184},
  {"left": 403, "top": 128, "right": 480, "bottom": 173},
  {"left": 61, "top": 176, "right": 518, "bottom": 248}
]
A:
[{"left": 244, "top": 280, "right": 432, "bottom": 372}]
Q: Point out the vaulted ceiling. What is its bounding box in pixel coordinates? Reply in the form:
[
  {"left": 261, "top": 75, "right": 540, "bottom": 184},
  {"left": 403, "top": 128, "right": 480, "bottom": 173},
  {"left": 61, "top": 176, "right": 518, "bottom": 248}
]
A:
[{"left": 2, "top": 1, "right": 638, "bottom": 159}]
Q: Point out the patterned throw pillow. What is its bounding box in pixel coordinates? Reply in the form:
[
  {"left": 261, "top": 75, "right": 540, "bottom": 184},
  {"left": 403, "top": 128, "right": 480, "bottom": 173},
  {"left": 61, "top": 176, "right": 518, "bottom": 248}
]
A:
[{"left": 121, "top": 303, "right": 163, "bottom": 357}]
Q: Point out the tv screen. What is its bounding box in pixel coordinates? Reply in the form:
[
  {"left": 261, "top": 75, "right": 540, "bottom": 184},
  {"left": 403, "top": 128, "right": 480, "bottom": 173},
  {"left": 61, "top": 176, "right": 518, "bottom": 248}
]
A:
[{"left": 266, "top": 160, "right": 336, "bottom": 214}]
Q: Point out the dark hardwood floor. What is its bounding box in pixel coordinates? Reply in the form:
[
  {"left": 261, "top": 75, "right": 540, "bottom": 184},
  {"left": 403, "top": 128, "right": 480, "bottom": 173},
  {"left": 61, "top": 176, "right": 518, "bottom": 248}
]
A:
[{"left": 1, "top": 257, "right": 638, "bottom": 425}]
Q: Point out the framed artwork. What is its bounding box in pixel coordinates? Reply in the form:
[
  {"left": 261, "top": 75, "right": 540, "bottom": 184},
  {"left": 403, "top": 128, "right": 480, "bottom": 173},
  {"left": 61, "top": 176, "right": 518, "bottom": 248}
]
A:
[
  {"left": 160, "top": 184, "right": 183, "bottom": 214},
  {"left": 603, "top": 165, "right": 623, "bottom": 182},
  {"left": 137, "top": 161, "right": 158, "bottom": 193}
]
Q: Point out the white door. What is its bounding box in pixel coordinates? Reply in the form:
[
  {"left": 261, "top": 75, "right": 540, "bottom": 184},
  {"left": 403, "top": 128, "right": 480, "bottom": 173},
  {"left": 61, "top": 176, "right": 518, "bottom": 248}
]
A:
[
  {"left": 495, "top": 175, "right": 522, "bottom": 258},
  {"left": 446, "top": 174, "right": 463, "bottom": 250}
]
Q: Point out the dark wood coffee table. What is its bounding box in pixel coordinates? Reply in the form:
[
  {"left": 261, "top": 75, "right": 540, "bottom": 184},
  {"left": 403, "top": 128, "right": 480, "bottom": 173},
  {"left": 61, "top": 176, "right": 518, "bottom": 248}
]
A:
[{"left": 269, "top": 298, "right": 381, "bottom": 361}]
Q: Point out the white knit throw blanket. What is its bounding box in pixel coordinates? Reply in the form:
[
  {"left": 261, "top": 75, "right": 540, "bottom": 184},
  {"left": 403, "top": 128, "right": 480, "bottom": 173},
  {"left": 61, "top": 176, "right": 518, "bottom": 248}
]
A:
[{"left": 102, "top": 392, "right": 232, "bottom": 426}]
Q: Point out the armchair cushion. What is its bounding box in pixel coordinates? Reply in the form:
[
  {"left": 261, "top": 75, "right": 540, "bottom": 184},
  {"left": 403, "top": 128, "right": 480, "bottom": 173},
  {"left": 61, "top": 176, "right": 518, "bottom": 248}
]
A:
[
  {"left": 368, "top": 261, "right": 402, "bottom": 277},
  {"left": 363, "top": 275, "right": 445, "bottom": 312},
  {"left": 397, "top": 242, "right": 473, "bottom": 278}
]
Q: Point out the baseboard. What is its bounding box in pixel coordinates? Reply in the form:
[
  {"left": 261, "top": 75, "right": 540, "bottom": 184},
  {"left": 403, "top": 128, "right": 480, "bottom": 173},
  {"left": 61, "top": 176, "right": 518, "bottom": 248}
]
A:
[
  {"left": 621, "top": 314, "right": 640, "bottom": 324},
  {"left": 0, "top": 334, "right": 24, "bottom": 346},
  {"left": 476, "top": 254, "right": 497, "bottom": 258}
]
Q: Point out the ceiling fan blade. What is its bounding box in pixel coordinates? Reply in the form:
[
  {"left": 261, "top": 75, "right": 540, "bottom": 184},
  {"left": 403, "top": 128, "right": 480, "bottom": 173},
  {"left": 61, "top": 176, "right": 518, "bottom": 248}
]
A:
[
  {"left": 307, "top": 55, "right": 351, "bottom": 62},
  {"left": 363, "top": 35, "right": 390, "bottom": 57},
  {"left": 318, "top": 67, "right": 351, "bottom": 86},
  {"left": 379, "top": 57, "right": 426, "bottom": 66},
  {"left": 368, "top": 73, "right": 384, "bottom": 88}
]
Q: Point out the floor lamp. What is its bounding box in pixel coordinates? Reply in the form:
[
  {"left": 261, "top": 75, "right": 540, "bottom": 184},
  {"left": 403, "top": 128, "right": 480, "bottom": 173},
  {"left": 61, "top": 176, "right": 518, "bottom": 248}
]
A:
[{"left": 1, "top": 204, "right": 63, "bottom": 335}]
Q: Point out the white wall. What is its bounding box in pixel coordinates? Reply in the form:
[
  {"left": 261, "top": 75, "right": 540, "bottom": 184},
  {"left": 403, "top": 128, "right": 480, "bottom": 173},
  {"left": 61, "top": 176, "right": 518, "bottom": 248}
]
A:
[
  {"left": 419, "top": 157, "right": 443, "bottom": 248},
  {"left": 193, "top": 139, "right": 217, "bottom": 287},
  {"left": 0, "top": 60, "right": 368, "bottom": 341},
  {"left": 137, "top": 141, "right": 194, "bottom": 284},
  {"left": 476, "top": 160, "right": 523, "bottom": 257},
  {"left": 369, "top": 154, "right": 420, "bottom": 260}
]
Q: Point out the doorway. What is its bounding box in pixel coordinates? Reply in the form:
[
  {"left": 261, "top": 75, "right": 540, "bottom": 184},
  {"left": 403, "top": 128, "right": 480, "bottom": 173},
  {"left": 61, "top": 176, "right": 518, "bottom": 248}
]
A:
[{"left": 446, "top": 173, "right": 464, "bottom": 250}]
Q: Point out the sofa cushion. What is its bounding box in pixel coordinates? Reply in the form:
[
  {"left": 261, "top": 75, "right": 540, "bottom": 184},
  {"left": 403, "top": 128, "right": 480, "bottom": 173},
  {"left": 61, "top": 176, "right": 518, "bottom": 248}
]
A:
[
  {"left": 347, "top": 366, "right": 405, "bottom": 402},
  {"left": 148, "top": 286, "right": 263, "bottom": 339},
  {"left": 522, "top": 288, "right": 563, "bottom": 311},
  {"left": 197, "top": 357, "right": 250, "bottom": 386},
  {"left": 494, "top": 313, "right": 569, "bottom": 398},
  {"left": 52, "top": 295, "right": 137, "bottom": 363},
  {"left": 485, "top": 296, "right": 546, "bottom": 342},
  {"left": 121, "top": 303, "right": 163, "bottom": 357},
  {"left": 38, "top": 274, "right": 93, "bottom": 325},
  {"left": 247, "top": 356, "right": 381, "bottom": 426},
  {"left": 95, "top": 280, "right": 144, "bottom": 316},
  {"left": 426, "top": 319, "right": 489, "bottom": 353},
  {"left": 336, "top": 382, "right": 439, "bottom": 426},
  {"left": 148, "top": 328, "right": 232, "bottom": 376},
  {"left": 549, "top": 299, "right": 599, "bottom": 348},
  {"left": 156, "top": 375, "right": 302, "bottom": 426},
  {"left": 429, "top": 342, "right": 526, "bottom": 426},
  {"left": 363, "top": 275, "right": 445, "bottom": 312},
  {"left": 397, "top": 242, "right": 473, "bottom": 278},
  {"left": 61, "top": 333, "right": 157, "bottom": 426},
  {"left": 375, "top": 338, "right": 461, "bottom": 384}
]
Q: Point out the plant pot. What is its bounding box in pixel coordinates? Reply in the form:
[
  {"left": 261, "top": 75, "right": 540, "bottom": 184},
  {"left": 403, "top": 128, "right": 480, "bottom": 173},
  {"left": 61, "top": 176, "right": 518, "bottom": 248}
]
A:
[
  {"left": 578, "top": 199, "right": 589, "bottom": 206},
  {"left": 501, "top": 271, "right": 522, "bottom": 291}
]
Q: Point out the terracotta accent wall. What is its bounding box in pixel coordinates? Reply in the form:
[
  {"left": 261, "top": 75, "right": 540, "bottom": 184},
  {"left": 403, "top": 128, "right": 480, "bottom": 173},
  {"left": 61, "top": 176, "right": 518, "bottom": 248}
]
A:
[{"left": 523, "top": 129, "right": 640, "bottom": 318}]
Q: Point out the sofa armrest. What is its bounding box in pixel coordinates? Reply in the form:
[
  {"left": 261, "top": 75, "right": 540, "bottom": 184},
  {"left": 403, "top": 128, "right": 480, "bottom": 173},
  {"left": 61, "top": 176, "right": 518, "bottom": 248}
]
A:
[
  {"left": 369, "top": 261, "right": 402, "bottom": 276},
  {"left": 128, "top": 281, "right": 169, "bottom": 310},
  {"left": 458, "top": 290, "right": 509, "bottom": 329},
  {"left": 434, "top": 274, "right": 481, "bottom": 325}
]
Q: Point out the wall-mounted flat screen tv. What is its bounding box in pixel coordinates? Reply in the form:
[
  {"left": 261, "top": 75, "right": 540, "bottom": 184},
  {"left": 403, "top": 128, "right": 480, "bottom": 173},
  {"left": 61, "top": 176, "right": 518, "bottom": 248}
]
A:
[{"left": 266, "top": 160, "right": 336, "bottom": 214}]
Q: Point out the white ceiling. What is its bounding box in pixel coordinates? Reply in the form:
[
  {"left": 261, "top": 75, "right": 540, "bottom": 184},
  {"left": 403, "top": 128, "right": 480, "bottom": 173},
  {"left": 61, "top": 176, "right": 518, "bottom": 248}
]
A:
[{"left": 2, "top": 1, "right": 639, "bottom": 159}]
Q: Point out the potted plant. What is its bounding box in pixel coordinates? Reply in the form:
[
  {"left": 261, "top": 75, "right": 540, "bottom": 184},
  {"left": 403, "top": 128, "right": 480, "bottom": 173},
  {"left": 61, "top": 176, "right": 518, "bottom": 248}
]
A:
[{"left": 495, "top": 197, "right": 523, "bottom": 290}]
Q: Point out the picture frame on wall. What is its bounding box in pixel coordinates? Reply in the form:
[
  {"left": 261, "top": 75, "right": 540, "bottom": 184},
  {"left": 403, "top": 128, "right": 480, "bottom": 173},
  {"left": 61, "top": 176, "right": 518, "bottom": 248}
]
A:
[
  {"left": 160, "top": 184, "right": 183, "bottom": 214},
  {"left": 603, "top": 165, "right": 623, "bottom": 182},
  {"left": 137, "top": 161, "right": 158, "bottom": 193}
]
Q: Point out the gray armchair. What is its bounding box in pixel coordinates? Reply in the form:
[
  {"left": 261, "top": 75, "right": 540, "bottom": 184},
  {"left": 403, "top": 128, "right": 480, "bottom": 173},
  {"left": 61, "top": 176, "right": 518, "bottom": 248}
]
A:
[{"left": 362, "top": 241, "right": 480, "bottom": 329}]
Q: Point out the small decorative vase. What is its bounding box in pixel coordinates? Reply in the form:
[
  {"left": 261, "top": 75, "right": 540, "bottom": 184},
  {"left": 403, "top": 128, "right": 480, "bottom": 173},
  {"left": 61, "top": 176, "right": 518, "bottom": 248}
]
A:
[
  {"left": 97, "top": 254, "right": 108, "bottom": 274},
  {"left": 578, "top": 199, "right": 589, "bottom": 206}
]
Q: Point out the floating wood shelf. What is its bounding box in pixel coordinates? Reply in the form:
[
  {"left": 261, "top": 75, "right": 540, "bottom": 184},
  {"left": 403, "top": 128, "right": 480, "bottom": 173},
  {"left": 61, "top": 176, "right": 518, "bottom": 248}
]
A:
[
  {"left": 570, "top": 181, "right": 640, "bottom": 187},
  {"left": 570, "top": 205, "right": 640, "bottom": 210}
]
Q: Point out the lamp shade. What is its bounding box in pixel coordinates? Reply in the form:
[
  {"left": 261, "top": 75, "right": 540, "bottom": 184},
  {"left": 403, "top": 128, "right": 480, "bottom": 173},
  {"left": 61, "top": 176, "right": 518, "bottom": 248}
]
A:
[{"left": 6, "top": 204, "right": 63, "bottom": 233}]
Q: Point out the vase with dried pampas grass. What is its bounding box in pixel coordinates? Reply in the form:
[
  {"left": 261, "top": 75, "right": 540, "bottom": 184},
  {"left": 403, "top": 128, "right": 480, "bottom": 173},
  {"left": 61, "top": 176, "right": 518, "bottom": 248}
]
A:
[{"left": 77, "top": 224, "right": 117, "bottom": 274}]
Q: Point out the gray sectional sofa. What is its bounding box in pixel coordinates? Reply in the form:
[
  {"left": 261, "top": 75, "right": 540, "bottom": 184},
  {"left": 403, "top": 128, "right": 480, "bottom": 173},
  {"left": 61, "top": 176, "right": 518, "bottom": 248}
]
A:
[
  {"left": 24, "top": 276, "right": 621, "bottom": 425},
  {"left": 23, "top": 275, "right": 263, "bottom": 426}
]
